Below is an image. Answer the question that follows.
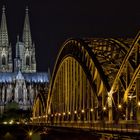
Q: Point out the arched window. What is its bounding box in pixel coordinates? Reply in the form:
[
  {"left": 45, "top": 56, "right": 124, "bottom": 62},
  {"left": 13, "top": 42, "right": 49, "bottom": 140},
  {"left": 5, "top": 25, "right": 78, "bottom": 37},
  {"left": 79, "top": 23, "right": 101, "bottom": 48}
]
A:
[
  {"left": 31, "top": 55, "right": 33, "bottom": 63},
  {"left": 26, "top": 56, "right": 30, "bottom": 66},
  {"left": 2, "top": 55, "right": 6, "bottom": 65}
]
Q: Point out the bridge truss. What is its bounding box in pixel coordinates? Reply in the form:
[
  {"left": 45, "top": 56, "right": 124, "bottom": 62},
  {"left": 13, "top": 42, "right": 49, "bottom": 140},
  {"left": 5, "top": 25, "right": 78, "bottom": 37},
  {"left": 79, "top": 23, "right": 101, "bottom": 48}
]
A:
[{"left": 33, "top": 32, "right": 140, "bottom": 125}]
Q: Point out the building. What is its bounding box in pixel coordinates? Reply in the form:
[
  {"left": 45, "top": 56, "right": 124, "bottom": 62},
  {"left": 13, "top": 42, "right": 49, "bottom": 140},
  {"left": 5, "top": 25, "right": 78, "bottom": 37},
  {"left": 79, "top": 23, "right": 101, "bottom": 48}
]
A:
[{"left": 0, "top": 6, "right": 49, "bottom": 115}]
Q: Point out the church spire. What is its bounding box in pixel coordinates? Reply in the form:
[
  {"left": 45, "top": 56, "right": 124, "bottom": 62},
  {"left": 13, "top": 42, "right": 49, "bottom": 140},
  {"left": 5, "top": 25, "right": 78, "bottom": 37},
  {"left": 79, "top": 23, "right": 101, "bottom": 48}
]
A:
[
  {"left": 0, "top": 5, "right": 9, "bottom": 47},
  {"left": 22, "top": 6, "right": 32, "bottom": 48}
]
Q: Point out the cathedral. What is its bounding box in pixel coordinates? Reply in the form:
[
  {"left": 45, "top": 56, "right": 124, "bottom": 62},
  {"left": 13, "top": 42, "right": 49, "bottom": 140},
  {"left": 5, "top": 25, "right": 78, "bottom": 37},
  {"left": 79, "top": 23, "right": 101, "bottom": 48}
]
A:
[{"left": 0, "top": 6, "right": 49, "bottom": 114}]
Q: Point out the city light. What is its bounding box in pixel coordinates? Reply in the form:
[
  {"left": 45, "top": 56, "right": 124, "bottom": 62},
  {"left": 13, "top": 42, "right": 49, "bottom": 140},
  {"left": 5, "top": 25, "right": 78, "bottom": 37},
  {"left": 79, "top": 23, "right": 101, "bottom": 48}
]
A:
[
  {"left": 28, "top": 131, "right": 33, "bottom": 137},
  {"left": 68, "top": 112, "right": 71, "bottom": 115},
  {"left": 118, "top": 104, "right": 122, "bottom": 109},
  {"left": 138, "top": 102, "right": 140, "bottom": 107},
  {"left": 9, "top": 120, "right": 14, "bottom": 125},
  {"left": 81, "top": 109, "right": 84, "bottom": 113},
  {"left": 90, "top": 108, "right": 94, "bottom": 112},
  {"left": 63, "top": 112, "right": 66, "bottom": 115},
  {"left": 103, "top": 106, "right": 106, "bottom": 111},
  {"left": 16, "top": 122, "right": 20, "bottom": 125},
  {"left": 3, "top": 121, "right": 8, "bottom": 125},
  {"left": 74, "top": 110, "right": 77, "bottom": 114}
]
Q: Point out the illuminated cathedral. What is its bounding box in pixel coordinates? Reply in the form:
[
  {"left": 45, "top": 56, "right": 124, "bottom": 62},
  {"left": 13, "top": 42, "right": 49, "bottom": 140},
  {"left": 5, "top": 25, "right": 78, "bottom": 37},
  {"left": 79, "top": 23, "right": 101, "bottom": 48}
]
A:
[{"left": 0, "top": 6, "right": 49, "bottom": 114}]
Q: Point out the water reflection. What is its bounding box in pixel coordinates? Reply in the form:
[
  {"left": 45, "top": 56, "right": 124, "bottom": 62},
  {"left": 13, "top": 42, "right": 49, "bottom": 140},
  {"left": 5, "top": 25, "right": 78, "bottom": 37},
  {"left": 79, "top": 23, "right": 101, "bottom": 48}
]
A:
[
  {"left": 41, "top": 130, "right": 99, "bottom": 140},
  {"left": 3, "top": 132, "right": 16, "bottom": 140},
  {"left": 0, "top": 130, "right": 99, "bottom": 140},
  {"left": 0, "top": 129, "right": 138, "bottom": 140}
]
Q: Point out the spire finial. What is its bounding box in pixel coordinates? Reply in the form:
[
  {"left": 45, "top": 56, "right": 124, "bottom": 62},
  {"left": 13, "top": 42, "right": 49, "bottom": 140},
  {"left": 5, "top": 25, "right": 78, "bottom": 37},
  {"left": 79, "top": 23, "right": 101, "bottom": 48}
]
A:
[
  {"left": 17, "top": 35, "right": 19, "bottom": 42},
  {"left": 26, "top": 6, "right": 28, "bottom": 14},
  {"left": 2, "top": 5, "right": 5, "bottom": 13}
]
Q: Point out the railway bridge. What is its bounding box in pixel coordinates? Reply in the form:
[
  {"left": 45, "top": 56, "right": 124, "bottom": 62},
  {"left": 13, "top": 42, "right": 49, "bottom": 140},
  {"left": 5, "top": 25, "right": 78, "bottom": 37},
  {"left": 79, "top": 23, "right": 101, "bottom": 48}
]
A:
[{"left": 32, "top": 31, "right": 140, "bottom": 137}]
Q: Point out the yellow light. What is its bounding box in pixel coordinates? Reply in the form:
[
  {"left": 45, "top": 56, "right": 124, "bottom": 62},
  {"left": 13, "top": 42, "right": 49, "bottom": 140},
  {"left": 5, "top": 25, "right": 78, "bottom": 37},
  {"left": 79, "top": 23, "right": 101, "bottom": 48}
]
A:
[
  {"left": 16, "top": 122, "right": 20, "bottom": 125},
  {"left": 9, "top": 120, "right": 14, "bottom": 125},
  {"left": 81, "top": 109, "right": 84, "bottom": 113},
  {"left": 138, "top": 102, "right": 140, "bottom": 107},
  {"left": 3, "top": 121, "right": 7, "bottom": 125},
  {"left": 90, "top": 108, "right": 94, "bottom": 112},
  {"left": 63, "top": 112, "right": 66, "bottom": 115},
  {"left": 118, "top": 104, "right": 122, "bottom": 109},
  {"left": 103, "top": 106, "right": 106, "bottom": 111},
  {"left": 74, "top": 110, "right": 77, "bottom": 114},
  {"left": 68, "top": 112, "right": 71, "bottom": 115},
  {"left": 58, "top": 113, "right": 61, "bottom": 116},
  {"left": 29, "top": 131, "right": 33, "bottom": 137}
]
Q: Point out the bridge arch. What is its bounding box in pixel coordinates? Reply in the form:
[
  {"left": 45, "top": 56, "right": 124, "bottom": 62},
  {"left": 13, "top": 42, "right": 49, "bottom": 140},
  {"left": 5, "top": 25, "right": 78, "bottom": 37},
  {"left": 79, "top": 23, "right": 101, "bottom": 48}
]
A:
[
  {"left": 32, "top": 86, "right": 47, "bottom": 123},
  {"left": 46, "top": 37, "right": 131, "bottom": 123}
]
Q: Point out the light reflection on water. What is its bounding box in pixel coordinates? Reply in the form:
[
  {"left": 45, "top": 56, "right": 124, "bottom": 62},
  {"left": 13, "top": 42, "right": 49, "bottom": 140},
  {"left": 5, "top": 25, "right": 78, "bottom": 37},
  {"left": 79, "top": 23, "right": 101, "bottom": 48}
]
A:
[
  {"left": 0, "top": 130, "right": 99, "bottom": 140},
  {"left": 0, "top": 130, "right": 138, "bottom": 140}
]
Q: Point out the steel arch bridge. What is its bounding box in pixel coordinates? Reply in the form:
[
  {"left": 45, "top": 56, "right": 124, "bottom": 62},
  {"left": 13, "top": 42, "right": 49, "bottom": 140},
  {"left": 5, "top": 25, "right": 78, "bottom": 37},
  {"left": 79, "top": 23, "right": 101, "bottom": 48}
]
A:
[{"left": 33, "top": 32, "right": 140, "bottom": 126}]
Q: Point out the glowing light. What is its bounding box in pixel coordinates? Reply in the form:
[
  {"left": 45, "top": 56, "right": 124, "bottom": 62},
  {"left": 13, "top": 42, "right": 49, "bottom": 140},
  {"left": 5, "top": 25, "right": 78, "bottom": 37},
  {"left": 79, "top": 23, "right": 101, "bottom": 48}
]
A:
[
  {"left": 28, "top": 131, "right": 33, "bottom": 137},
  {"left": 90, "top": 108, "right": 94, "bottom": 112},
  {"left": 63, "top": 112, "right": 66, "bottom": 115},
  {"left": 138, "top": 102, "right": 140, "bottom": 107},
  {"left": 118, "top": 104, "right": 122, "bottom": 109},
  {"left": 16, "top": 122, "right": 20, "bottom": 125},
  {"left": 9, "top": 120, "right": 14, "bottom": 125},
  {"left": 68, "top": 112, "right": 71, "bottom": 115},
  {"left": 81, "top": 109, "right": 84, "bottom": 113},
  {"left": 3, "top": 121, "right": 7, "bottom": 124},
  {"left": 103, "top": 106, "right": 106, "bottom": 111},
  {"left": 58, "top": 113, "right": 61, "bottom": 116},
  {"left": 74, "top": 110, "right": 77, "bottom": 114}
]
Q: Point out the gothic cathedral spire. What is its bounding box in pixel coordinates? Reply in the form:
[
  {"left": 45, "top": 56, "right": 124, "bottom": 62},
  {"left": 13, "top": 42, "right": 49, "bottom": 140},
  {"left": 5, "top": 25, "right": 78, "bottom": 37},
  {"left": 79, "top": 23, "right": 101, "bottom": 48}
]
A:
[
  {"left": 0, "top": 6, "right": 12, "bottom": 72},
  {"left": 22, "top": 6, "right": 32, "bottom": 48},
  {"left": 0, "top": 5, "right": 9, "bottom": 47}
]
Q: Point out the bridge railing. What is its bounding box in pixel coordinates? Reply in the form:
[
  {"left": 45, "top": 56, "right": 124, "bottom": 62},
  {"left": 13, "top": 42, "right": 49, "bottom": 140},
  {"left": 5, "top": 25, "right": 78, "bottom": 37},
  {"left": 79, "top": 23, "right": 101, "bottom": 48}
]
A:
[{"left": 31, "top": 121, "right": 140, "bottom": 133}]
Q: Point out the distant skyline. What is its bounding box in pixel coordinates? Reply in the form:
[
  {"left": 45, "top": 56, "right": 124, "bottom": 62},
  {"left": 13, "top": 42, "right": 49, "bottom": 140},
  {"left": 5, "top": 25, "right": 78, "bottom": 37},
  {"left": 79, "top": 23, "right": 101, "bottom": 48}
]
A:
[{"left": 0, "top": 0, "right": 139, "bottom": 72}]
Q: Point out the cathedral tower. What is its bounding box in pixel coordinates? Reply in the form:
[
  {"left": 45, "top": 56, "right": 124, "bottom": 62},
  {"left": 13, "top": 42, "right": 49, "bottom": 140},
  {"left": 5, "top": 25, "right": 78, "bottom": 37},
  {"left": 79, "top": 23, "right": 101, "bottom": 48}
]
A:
[
  {"left": 21, "top": 7, "right": 36, "bottom": 73},
  {"left": 0, "top": 6, "right": 12, "bottom": 72}
]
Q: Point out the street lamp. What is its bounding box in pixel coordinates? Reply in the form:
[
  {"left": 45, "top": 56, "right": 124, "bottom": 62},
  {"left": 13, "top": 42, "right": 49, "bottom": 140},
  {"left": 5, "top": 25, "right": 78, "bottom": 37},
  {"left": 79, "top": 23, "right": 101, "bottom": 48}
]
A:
[
  {"left": 29, "top": 131, "right": 32, "bottom": 136},
  {"left": 138, "top": 101, "right": 140, "bottom": 107},
  {"left": 103, "top": 106, "right": 106, "bottom": 111},
  {"left": 118, "top": 104, "right": 122, "bottom": 109},
  {"left": 90, "top": 108, "right": 94, "bottom": 112},
  {"left": 81, "top": 109, "right": 84, "bottom": 113}
]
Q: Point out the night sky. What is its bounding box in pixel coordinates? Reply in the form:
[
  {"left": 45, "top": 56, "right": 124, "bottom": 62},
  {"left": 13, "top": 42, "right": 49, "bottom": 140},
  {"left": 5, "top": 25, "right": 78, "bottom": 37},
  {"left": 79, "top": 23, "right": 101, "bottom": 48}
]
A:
[{"left": 0, "top": 0, "right": 139, "bottom": 73}]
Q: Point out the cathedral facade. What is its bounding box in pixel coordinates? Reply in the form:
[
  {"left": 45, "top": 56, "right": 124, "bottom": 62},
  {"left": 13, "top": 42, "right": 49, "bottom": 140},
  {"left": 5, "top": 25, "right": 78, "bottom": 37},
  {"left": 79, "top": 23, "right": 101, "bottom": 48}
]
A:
[{"left": 0, "top": 6, "right": 49, "bottom": 114}]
